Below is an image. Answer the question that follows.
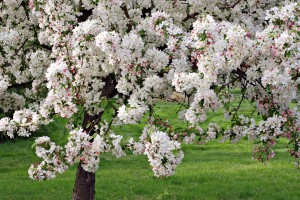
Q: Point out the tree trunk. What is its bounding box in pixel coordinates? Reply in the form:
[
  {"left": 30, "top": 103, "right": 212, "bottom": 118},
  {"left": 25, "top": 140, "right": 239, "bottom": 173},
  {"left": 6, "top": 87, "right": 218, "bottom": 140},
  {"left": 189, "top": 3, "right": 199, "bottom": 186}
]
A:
[
  {"left": 72, "top": 74, "right": 117, "bottom": 199},
  {"left": 72, "top": 165, "right": 96, "bottom": 200},
  {"left": 72, "top": 112, "right": 99, "bottom": 200}
]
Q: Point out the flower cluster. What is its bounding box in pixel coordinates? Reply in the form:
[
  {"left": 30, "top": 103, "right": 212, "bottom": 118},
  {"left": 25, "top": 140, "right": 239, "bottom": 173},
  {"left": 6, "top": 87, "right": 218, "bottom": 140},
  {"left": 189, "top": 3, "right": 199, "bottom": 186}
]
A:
[
  {"left": 29, "top": 125, "right": 126, "bottom": 180},
  {"left": 129, "top": 126, "right": 184, "bottom": 177},
  {"left": 28, "top": 136, "right": 67, "bottom": 180},
  {"left": 0, "top": 108, "right": 48, "bottom": 139}
]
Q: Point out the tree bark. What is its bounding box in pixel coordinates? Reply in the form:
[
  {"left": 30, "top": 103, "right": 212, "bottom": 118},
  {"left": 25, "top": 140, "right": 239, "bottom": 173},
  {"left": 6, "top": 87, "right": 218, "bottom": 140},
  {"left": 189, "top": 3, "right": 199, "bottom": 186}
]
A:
[
  {"left": 72, "top": 165, "right": 96, "bottom": 200},
  {"left": 72, "top": 112, "right": 99, "bottom": 200},
  {"left": 72, "top": 74, "right": 118, "bottom": 200}
]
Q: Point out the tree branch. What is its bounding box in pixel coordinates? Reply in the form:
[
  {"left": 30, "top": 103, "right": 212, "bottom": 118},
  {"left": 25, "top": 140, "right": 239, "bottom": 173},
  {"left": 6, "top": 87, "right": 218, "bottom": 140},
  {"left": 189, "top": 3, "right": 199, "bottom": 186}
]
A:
[
  {"left": 229, "top": 0, "right": 242, "bottom": 9},
  {"left": 183, "top": 12, "right": 199, "bottom": 22},
  {"left": 83, "top": 74, "right": 118, "bottom": 135},
  {"left": 8, "top": 80, "right": 33, "bottom": 90},
  {"left": 141, "top": 0, "right": 154, "bottom": 18},
  {"left": 120, "top": 4, "right": 133, "bottom": 32},
  {"left": 219, "top": 0, "right": 243, "bottom": 9},
  {"left": 77, "top": 9, "right": 93, "bottom": 23},
  {"left": 14, "top": 39, "right": 28, "bottom": 56}
]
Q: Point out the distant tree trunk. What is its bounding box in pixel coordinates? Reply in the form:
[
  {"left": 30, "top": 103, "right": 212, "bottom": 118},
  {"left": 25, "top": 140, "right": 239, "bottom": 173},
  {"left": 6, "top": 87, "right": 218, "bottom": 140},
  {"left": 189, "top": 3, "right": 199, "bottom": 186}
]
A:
[{"left": 72, "top": 75, "right": 117, "bottom": 200}]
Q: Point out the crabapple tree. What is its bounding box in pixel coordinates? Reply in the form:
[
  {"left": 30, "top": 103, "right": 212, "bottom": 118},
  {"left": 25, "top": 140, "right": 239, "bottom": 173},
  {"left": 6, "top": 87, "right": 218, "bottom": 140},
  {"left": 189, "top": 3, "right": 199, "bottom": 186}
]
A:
[{"left": 0, "top": 0, "right": 299, "bottom": 199}]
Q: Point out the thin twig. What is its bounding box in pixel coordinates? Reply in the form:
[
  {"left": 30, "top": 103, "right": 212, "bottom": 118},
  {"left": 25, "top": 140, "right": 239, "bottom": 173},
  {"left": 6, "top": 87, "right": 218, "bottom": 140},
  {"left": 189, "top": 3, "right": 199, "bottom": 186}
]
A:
[
  {"left": 14, "top": 39, "right": 28, "bottom": 56},
  {"left": 120, "top": 4, "right": 133, "bottom": 32}
]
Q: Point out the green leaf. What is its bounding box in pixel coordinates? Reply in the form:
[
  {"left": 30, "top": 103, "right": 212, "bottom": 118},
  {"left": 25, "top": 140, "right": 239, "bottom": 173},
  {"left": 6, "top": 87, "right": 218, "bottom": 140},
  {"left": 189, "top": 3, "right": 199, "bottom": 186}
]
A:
[
  {"left": 92, "top": 132, "right": 98, "bottom": 138},
  {"left": 34, "top": 0, "right": 40, "bottom": 11},
  {"left": 101, "top": 99, "right": 108, "bottom": 109},
  {"left": 198, "top": 32, "right": 207, "bottom": 41},
  {"left": 284, "top": 50, "right": 291, "bottom": 58}
]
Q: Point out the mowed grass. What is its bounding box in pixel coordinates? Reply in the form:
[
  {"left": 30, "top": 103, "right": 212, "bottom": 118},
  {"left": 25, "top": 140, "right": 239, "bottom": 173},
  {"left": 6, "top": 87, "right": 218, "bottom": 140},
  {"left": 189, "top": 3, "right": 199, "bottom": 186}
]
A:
[{"left": 0, "top": 100, "right": 300, "bottom": 200}]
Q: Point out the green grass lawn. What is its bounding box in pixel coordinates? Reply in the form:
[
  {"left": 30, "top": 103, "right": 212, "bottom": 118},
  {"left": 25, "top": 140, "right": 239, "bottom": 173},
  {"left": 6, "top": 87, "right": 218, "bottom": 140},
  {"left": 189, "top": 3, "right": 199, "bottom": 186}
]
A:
[{"left": 0, "top": 101, "right": 300, "bottom": 199}]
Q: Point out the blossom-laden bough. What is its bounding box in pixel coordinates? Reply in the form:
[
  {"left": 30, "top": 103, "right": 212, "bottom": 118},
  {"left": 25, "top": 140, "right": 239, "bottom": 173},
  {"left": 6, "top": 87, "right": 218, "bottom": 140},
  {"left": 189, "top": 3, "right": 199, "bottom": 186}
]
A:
[{"left": 0, "top": 0, "right": 300, "bottom": 199}]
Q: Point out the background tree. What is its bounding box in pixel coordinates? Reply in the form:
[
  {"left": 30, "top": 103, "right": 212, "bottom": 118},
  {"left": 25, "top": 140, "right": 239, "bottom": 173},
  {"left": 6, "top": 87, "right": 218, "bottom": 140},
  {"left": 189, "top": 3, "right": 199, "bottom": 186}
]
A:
[{"left": 0, "top": 0, "right": 299, "bottom": 199}]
